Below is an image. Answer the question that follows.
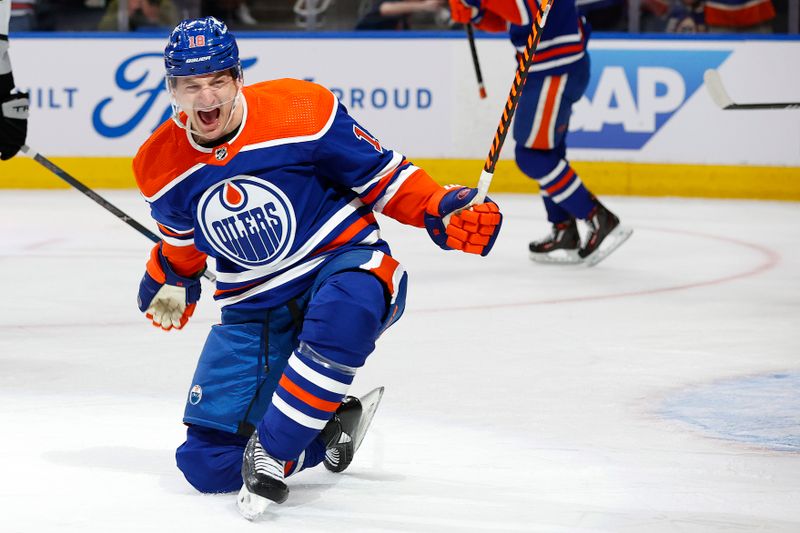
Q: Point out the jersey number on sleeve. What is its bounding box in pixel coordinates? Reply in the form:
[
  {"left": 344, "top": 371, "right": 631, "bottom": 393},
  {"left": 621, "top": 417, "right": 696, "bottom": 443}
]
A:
[{"left": 353, "top": 125, "right": 383, "bottom": 153}]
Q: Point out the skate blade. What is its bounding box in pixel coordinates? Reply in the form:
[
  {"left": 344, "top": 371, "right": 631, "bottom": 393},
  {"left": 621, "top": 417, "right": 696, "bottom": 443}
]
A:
[
  {"left": 529, "top": 249, "right": 583, "bottom": 265},
  {"left": 353, "top": 386, "right": 384, "bottom": 452},
  {"left": 237, "top": 485, "right": 273, "bottom": 521},
  {"left": 582, "top": 226, "right": 633, "bottom": 267}
]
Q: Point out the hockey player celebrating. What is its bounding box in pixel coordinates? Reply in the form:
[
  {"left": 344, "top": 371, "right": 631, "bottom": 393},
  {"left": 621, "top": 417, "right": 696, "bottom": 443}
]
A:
[
  {"left": 450, "top": 0, "right": 631, "bottom": 265},
  {"left": 0, "top": 0, "right": 29, "bottom": 160},
  {"left": 134, "top": 17, "right": 502, "bottom": 519}
]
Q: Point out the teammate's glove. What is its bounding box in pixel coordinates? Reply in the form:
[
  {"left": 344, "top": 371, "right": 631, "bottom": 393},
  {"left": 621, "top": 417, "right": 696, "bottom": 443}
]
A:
[
  {"left": 0, "top": 91, "right": 29, "bottom": 161},
  {"left": 137, "top": 243, "right": 203, "bottom": 331},
  {"left": 424, "top": 186, "right": 502, "bottom": 256},
  {"left": 449, "top": 0, "right": 483, "bottom": 24}
]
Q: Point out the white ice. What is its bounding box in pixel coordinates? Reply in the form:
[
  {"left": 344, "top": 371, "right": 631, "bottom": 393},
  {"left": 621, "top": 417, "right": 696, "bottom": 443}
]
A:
[{"left": 1, "top": 190, "right": 798, "bottom": 532}]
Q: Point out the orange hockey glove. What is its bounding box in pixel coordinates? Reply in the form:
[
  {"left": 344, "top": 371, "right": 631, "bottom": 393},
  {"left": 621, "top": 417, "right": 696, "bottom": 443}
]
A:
[{"left": 424, "top": 186, "right": 502, "bottom": 256}]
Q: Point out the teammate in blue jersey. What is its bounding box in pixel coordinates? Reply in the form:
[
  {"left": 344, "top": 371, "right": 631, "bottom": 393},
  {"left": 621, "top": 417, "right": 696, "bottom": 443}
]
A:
[
  {"left": 450, "top": 0, "right": 631, "bottom": 265},
  {"left": 133, "top": 16, "right": 502, "bottom": 514},
  {"left": 0, "top": 0, "right": 29, "bottom": 160}
]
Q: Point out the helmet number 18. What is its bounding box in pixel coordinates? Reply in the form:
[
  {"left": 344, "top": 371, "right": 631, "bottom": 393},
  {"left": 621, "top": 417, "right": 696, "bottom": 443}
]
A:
[{"left": 188, "top": 35, "right": 206, "bottom": 48}]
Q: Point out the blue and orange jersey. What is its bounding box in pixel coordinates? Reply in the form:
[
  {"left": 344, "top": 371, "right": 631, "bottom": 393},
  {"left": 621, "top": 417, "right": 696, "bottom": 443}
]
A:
[
  {"left": 133, "top": 78, "right": 442, "bottom": 310},
  {"left": 475, "top": 0, "right": 589, "bottom": 76},
  {"left": 705, "top": 0, "right": 775, "bottom": 27}
]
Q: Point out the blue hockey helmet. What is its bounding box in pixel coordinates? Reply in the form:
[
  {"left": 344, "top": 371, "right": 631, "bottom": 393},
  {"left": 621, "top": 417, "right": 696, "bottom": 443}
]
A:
[{"left": 164, "top": 17, "right": 241, "bottom": 77}]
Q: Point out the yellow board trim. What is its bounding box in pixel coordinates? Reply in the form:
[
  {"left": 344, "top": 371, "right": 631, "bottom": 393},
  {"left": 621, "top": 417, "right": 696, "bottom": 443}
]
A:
[{"left": 2, "top": 157, "right": 799, "bottom": 200}]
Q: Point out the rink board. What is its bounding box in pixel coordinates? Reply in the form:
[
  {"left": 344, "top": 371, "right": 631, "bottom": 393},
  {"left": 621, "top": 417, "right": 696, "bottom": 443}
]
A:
[{"left": 1, "top": 32, "right": 798, "bottom": 198}]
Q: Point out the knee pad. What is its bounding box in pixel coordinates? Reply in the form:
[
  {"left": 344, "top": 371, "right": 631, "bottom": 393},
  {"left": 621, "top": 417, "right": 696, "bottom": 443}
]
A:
[
  {"left": 515, "top": 145, "right": 563, "bottom": 181},
  {"left": 175, "top": 425, "right": 249, "bottom": 494},
  {"left": 299, "top": 271, "right": 387, "bottom": 368}
]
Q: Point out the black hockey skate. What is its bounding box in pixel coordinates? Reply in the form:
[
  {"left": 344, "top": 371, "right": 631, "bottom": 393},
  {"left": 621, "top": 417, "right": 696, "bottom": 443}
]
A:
[
  {"left": 579, "top": 200, "right": 632, "bottom": 267},
  {"left": 237, "top": 431, "right": 288, "bottom": 520},
  {"left": 321, "top": 387, "right": 384, "bottom": 474},
  {"left": 529, "top": 218, "right": 581, "bottom": 264},
  {"left": 320, "top": 396, "right": 361, "bottom": 473}
]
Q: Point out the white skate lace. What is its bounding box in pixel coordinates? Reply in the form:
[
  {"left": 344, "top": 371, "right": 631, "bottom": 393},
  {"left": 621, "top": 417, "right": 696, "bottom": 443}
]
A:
[{"left": 253, "top": 439, "right": 284, "bottom": 480}]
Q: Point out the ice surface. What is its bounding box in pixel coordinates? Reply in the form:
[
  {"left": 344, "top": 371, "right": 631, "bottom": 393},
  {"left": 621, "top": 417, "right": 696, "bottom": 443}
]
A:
[{"left": 1, "top": 191, "right": 798, "bottom": 532}]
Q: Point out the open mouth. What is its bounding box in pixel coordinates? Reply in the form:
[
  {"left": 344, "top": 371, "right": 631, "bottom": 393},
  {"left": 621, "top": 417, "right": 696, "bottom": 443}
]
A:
[{"left": 197, "top": 108, "right": 221, "bottom": 127}]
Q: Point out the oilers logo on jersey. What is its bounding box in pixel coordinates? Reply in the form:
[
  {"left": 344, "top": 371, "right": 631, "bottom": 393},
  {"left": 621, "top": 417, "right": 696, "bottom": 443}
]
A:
[{"left": 198, "top": 177, "right": 297, "bottom": 268}]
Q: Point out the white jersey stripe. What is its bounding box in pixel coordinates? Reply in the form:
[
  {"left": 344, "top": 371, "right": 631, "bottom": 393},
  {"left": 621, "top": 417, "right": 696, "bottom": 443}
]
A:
[
  {"left": 525, "top": 77, "right": 552, "bottom": 149},
  {"left": 159, "top": 223, "right": 193, "bottom": 235},
  {"left": 530, "top": 52, "right": 585, "bottom": 74},
  {"left": 218, "top": 256, "right": 327, "bottom": 307},
  {"left": 160, "top": 235, "right": 196, "bottom": 247},
  {"left": 373, "top": 165, "right": 417, "bottom": 213},
  {"left": 358, "top": 250, "right": 383, "bottom": 271},
  {"left": 390, "top": 263, "right": 406, "bottom": 303},
  {"left": 535, "top": 32, "right": 583, "bottom": 52},
  {"left": 214, "top": 198, "right": 362, "bottom": 284},
  {"left": 706, "top": 0, "right": 771, "bottom": 10},
  {"left": 515, "top": 0, "right": 530, "bottom": 25},
  {"left": 351, "top": 151, "right": 404, "bottom": 195},
  {"left": 547, "top": 74, "right": 568, "bottom": 148}
]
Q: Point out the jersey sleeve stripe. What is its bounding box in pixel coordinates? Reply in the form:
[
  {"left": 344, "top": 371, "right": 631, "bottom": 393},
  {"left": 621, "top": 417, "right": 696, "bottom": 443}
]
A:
[
  {"left": 373, "top": 165, "right": 418, "bottom": 213},
  {"left": 351, "top": 151, "right": 404, "bottom": 196},
  {"left": 157, "top": 222, "right": 194, "bottom": 237},
  {"left": 161, "top": 235, "right": 196, "bottom": 247}
]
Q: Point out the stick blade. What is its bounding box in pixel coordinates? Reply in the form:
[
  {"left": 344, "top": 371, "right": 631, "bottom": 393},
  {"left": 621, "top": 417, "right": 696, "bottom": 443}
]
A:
[{"left": 704, "top": 69, "right": 734, "bottom": 109}]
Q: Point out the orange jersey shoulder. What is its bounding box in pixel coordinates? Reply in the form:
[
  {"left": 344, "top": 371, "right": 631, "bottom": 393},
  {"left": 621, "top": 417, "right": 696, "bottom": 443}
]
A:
[
  {"left": 133, "top": 120, "right": 200, "bottom": 200},
  {"left": 240, "top": 79, "right": 337, "bottom": 145},
  {"left": 133, "top": 79, "right": 337, "bottom": 200}
]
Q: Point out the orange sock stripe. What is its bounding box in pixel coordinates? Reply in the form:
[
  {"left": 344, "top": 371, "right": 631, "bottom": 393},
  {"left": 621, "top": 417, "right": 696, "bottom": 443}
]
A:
[
  {"left": 278, "top": 375, "right": 341, "bottom": 413},
  {"left": 545, "top": 168, "right": 575, "bottom": 195}
]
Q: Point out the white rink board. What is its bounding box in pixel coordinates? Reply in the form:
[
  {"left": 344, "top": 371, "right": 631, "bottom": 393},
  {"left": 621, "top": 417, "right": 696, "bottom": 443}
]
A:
[{"left": 10, "top": 34, "right": 800, "bottom": 165}]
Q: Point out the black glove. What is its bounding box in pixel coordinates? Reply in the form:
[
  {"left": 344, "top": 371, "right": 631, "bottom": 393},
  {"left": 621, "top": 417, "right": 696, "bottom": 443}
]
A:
[{"left": 0, "top": 91, "right": 30, "bottom": 160}]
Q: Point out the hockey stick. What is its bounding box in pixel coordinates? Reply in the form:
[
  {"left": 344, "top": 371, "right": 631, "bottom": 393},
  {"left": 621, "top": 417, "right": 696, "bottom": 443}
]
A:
[
  {"left": 704, "top": 69, "right": 800, "bottom": 110},
  {"left": 466, "top": 23, "right": 487, "bottom": 99},
  {"left": 20, "top": 144, "right": 217, "bottom": 283},
  {"left": 474, "top": 0, "right": 554, "bottom": 203}
]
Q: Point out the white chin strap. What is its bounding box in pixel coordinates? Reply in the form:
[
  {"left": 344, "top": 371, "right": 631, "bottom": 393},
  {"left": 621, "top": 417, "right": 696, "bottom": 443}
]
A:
[{"left": 170, "top": 90, "right": 243, "bottom": 140}]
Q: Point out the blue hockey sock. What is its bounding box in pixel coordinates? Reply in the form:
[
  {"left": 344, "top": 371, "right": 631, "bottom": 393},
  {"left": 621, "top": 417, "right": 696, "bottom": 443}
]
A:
[{"left": 257, "top": 344, "right": 356, "bottom": 461}]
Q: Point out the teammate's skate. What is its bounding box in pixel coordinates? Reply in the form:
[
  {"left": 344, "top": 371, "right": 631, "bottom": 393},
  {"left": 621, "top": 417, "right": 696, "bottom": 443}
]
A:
[
  {"left": 529, "top": 218, "right": 581, "bottom": 264},
  {"left": 578, "top": 200, "right": 632, "bottom": 267},
  {"left": 237, "top": 431, "right": 288, "bottom": 520}
]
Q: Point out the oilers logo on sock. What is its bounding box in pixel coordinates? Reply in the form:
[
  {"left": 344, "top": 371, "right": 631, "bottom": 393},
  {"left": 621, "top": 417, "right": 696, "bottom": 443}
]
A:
[{"left": 198, "top": 176, "right": 296, "bottom": 268}]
